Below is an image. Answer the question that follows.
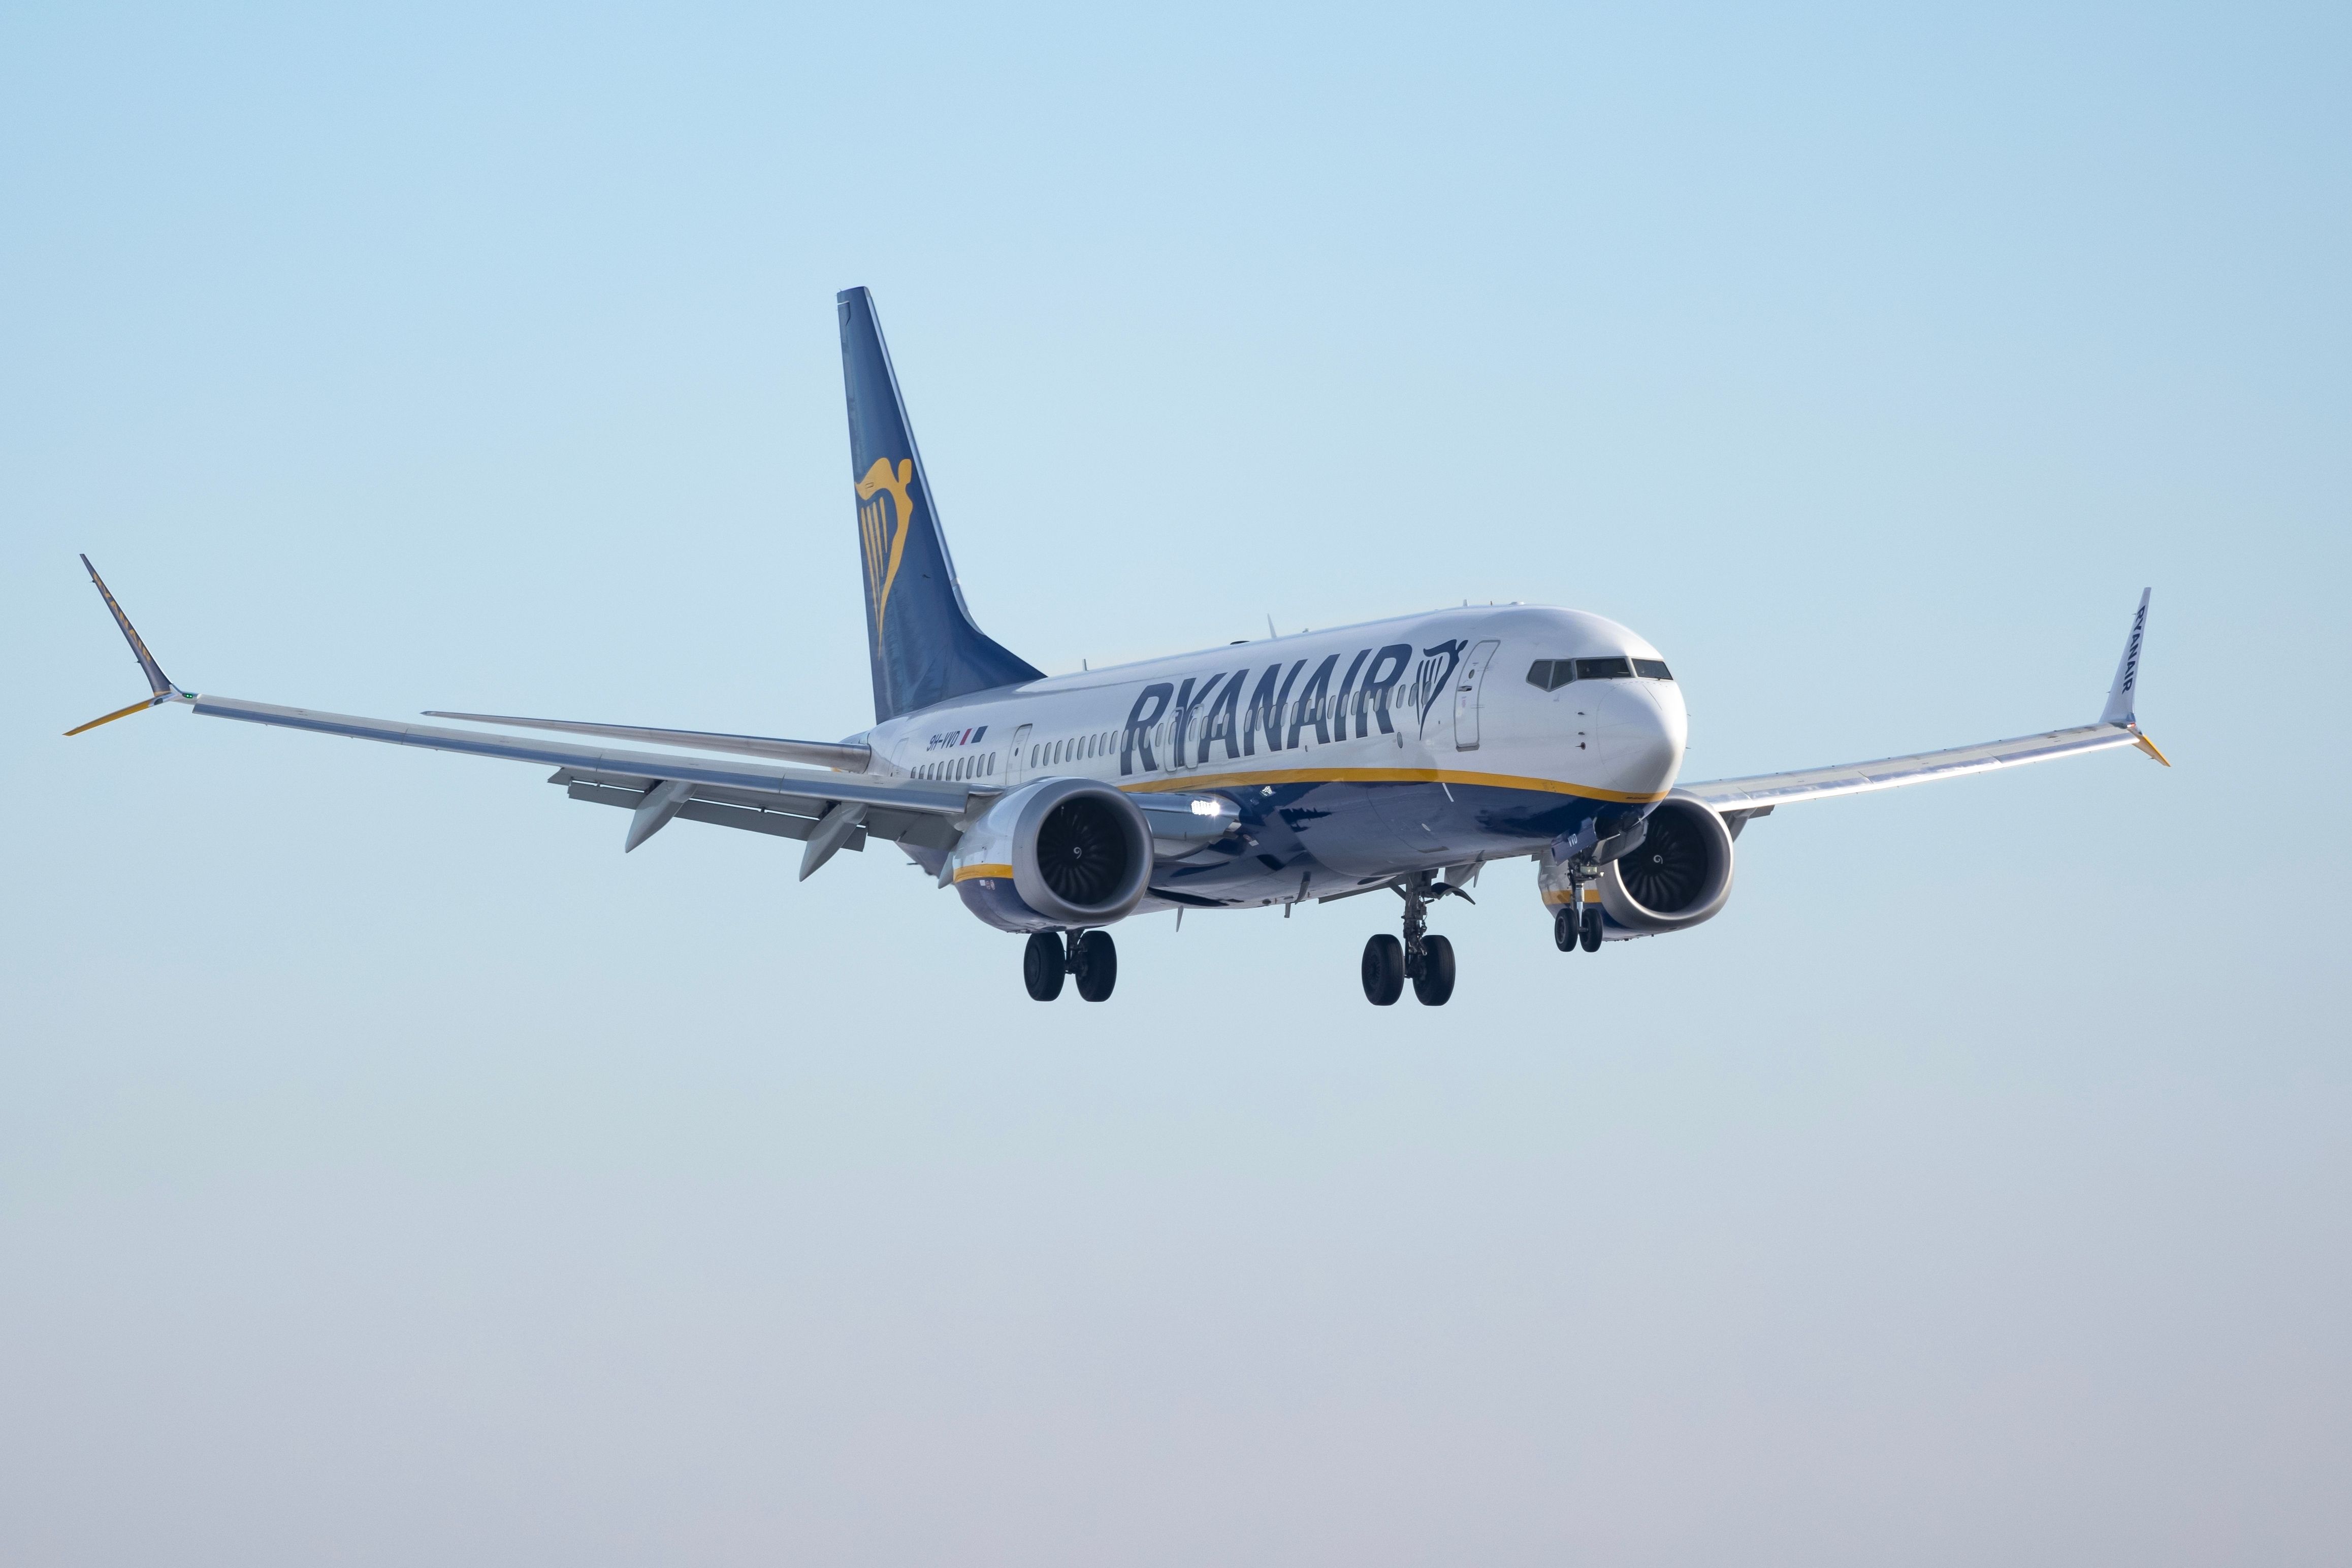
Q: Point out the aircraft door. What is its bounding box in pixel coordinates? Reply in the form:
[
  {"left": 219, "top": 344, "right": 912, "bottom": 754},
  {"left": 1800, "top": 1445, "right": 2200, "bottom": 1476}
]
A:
[
  {"left": 1453, "top": 639, "right": 1501, "bottom": 750},
  {"left": 1007, "top": 724, "right": 1033, "bottom": 786}
]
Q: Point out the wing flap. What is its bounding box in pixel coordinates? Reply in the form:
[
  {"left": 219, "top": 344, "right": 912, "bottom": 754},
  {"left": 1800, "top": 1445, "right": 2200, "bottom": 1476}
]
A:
[
  {"left": 564, "top": 779, "right": 867, "bottom": 848},
  {"left": 557, "top": 775, "right": 959, "bottom": 853}
]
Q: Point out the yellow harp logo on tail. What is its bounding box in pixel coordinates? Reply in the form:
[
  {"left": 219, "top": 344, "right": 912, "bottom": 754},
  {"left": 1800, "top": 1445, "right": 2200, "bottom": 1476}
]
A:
[{"left": 856, "top": 457, "right": 917, "bottom": 635}]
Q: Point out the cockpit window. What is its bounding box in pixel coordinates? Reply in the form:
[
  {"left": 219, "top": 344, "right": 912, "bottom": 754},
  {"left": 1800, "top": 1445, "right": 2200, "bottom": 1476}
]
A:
[{"left": 1532, "top": 656, "right": 1664, "bottom": 689}]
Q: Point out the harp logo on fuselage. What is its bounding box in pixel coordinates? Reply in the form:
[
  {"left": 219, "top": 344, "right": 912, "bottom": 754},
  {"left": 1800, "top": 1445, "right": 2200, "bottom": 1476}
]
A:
[{"left": 856, "top": 456, "right": 916, "bottom": 635}]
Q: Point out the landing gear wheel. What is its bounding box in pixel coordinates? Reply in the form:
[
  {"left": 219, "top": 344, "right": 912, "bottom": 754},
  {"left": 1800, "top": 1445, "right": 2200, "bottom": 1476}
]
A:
[
  {"left": 1411, "top": 934, "right": 1456, "bottom": 1006},
  {"left": 1554, "top": 909, "right": 1577, "bottom": 952},
  {"left": 1073, "top": 930, "right": 1118, "bottom": 1002},
  {"left": 1362, "top": 934, "right": 1405, "bottom": 1005},
  {"left": 1580, "top": 905, "right": 1603, "bottom": 953},
  {"left": 1023, "top": 932, "right": 1066, "bottom": 1000}
]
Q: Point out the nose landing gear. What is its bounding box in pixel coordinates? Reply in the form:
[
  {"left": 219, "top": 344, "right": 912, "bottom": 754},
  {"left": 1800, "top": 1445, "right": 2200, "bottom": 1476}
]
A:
[
  {"left": 1362, "top": 872, "right": 1467, "bottom": 1006},
  {"left": 1554, "top": 900, "right": 1604, "bottom": 952},
  {"left": 1552, "top": 866, "right": 1606, "bottom": 955}
]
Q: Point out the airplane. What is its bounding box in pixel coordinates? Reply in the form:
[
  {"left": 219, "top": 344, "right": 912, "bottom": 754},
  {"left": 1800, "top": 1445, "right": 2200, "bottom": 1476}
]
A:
[{"left": 67, "top": 286, "right": 2169, "bottom": 1006}]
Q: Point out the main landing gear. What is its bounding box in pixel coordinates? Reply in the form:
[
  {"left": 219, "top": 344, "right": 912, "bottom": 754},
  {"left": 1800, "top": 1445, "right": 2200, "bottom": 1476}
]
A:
[
  {"left": 1553, "top": 901, "right": 1602, "bottom": 954},
  {"left": 1362, "top": 872, "right": 1467, "bottom": 1007},
  {"left": 1023, "top": 929, "right": 1117, "bottom": 1002}
]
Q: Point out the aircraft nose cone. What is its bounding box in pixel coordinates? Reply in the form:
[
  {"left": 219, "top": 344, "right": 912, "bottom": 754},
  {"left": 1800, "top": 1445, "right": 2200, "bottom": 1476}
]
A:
[{"left": 1595, "top": 679, "right": 1684, "bottom": 797}]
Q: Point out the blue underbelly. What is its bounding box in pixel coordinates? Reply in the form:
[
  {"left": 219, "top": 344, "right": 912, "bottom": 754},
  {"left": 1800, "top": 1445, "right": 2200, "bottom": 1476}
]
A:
[{"left": 1149, "top": 780, "right": 1607, "bottom": 904}]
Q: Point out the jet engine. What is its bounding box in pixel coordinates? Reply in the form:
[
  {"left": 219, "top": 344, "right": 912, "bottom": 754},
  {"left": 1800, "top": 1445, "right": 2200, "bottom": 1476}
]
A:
[
  {"left": 1597, "top": 793, "right": 1736, "bottom": 933},
  {"left": 949, "top": 777, "right": 1155, "bottom": 932}
]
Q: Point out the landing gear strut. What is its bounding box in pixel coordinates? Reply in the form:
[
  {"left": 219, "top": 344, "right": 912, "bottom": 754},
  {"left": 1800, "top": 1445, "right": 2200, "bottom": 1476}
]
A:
[
  {"left": 1023, "top": 929, "right": 1118, "bottom": 1002},
  {"left": 1361, "top": 872, "right": 1467, "bottom": 1006}
]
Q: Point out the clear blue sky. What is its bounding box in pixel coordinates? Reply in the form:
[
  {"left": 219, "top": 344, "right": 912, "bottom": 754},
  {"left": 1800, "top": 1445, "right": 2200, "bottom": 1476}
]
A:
[{"left": 4, "top": 4, "right": 2346, "bottom": 1563}]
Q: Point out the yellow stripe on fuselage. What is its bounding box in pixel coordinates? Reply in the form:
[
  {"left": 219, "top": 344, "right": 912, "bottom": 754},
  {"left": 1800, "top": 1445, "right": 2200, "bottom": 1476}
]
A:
[{"left": 1121, "top": 766, "right": 1664, "bottom": 805}]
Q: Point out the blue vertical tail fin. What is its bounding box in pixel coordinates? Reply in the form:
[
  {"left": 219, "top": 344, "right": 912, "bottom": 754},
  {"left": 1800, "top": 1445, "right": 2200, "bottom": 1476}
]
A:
[{"left": 838, "top": 287, "right": 1042, "bottom": 722}]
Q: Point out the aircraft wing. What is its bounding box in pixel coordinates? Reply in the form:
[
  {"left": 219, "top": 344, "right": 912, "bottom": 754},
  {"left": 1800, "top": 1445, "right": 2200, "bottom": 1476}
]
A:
[
  {"left": 416, "top": 709, "right": 872, "bottom": 770},
  {"left": 188, "top": 695, "right": 976, "bottom": 868},
  {"left": 62, "top": 557, "right": 976, "bottom": 875},
  {"left": 1681, "top": 722, "right": 2153, "bottom": 814},
  {"left": 1680, "top": 590, "right": 2168, "bottom": 820}
]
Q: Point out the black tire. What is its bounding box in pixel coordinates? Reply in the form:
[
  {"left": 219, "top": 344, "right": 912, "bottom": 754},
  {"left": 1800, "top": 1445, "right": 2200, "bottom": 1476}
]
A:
[
  {"left": 1554, "top": 908, "right": 1577, "bottom": 952},
  {"left": 1580, "top": 905, "right": 1603, "bottom": 953},
  {"left": 1411, "top": 934, "right": 1456, "bottom": 1006},
  {"left": 1023, "top": 932, "right": 1066, "bottom": 1000},
  {"left": 1073, "top": 930, "right": 1118, "bottom": 1002},
  {"left": 1361, "top": 934, "right": 1405, "bottom": 1005}
]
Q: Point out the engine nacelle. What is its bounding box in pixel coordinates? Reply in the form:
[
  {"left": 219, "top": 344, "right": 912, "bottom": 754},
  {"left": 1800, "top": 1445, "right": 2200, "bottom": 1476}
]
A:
[
  {"left": 1597, "top": 793, "right": 1736, "bottom": 933},
  {"left": 947, "top": 777, "right": 1155, "bottom": 933},
  {"left": 1537, "top": 792, "right": 1737, "bottom": 938}
]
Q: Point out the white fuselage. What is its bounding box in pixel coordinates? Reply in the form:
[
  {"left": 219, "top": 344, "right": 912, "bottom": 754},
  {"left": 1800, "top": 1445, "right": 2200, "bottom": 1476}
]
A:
[{"left": 860, "top": 604, "right": 1686, "bottom": 912}]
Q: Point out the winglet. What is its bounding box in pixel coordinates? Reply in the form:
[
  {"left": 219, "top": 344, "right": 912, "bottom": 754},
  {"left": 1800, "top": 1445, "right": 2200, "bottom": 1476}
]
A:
[
  {"left": 66, "top": 556, "right": 191, "bottom": 736},
  {"left": 2098, "top": 587, "right": 2168, "bottom": 765}
]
